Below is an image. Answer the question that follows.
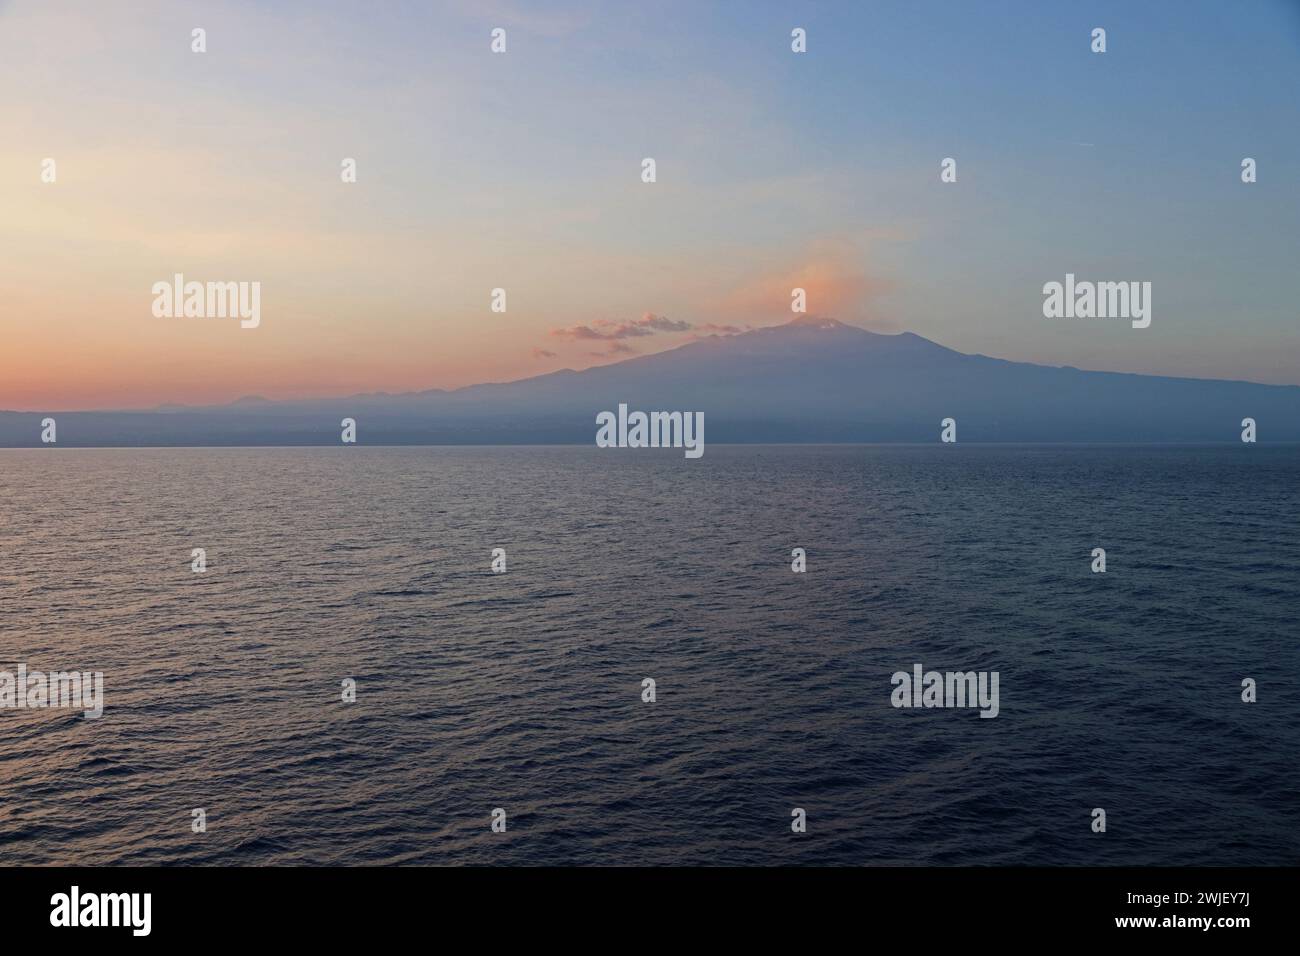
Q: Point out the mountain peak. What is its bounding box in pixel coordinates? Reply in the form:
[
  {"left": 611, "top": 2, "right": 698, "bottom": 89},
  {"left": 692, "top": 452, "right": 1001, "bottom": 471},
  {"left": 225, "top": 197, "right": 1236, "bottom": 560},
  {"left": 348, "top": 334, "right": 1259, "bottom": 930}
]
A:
[{"left": 784, "top": 315, "right": 850, "bottom": 330}]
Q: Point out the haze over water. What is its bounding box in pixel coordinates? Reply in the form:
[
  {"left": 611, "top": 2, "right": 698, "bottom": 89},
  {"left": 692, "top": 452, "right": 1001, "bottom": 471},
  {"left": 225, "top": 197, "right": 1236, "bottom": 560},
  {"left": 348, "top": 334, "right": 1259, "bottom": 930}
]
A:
[{"left": 1, "top": 444, "right": 1296, "bottom": 865}]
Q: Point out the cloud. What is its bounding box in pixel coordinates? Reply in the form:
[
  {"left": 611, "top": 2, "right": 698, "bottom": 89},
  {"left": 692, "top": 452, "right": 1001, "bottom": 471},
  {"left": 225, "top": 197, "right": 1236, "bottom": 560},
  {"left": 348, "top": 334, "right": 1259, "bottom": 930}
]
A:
[
  {"left": 551, "top": 312, "right": 691, "bottom": 341},
  {"left": 587, "top": 342, "right": 637, "bottom": 358},
  {"left": 545, "top": 311, "right": 749, "bottom": 361}
]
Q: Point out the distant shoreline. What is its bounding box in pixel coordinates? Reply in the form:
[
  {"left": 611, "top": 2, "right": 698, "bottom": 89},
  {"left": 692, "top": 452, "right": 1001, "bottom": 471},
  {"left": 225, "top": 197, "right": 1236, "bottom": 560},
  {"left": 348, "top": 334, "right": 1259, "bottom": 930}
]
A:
[{"left": 2, "top": 441, "right": 1298, "bottom": 451}]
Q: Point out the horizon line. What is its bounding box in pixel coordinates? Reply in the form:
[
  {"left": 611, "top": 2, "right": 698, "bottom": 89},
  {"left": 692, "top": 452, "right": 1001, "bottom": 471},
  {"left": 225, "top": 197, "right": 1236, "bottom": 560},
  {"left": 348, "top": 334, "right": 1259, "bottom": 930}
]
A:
[{"left": 3, "top": 441, "right": 1298, "bottom": 451}]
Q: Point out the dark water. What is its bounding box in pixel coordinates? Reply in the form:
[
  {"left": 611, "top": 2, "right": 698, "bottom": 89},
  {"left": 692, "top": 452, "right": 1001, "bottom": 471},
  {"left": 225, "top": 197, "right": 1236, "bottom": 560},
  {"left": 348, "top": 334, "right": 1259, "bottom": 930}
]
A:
[{"left": 0, "top": 445, "right": 1296, "bottom": 866}]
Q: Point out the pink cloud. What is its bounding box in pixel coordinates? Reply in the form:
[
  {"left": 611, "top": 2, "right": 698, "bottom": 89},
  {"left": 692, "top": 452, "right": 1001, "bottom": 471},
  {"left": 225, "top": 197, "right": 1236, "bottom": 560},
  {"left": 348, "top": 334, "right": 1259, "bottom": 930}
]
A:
[
  {"left": 587, "top": 342, "right": 637, "bottom": 357},
  {"left": 551, "top": 311, "right": 691, "bottom": 341}
]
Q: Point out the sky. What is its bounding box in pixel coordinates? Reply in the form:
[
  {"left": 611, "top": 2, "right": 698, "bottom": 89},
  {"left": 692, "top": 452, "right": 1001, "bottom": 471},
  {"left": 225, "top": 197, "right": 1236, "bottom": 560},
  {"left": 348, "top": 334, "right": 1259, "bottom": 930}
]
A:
[{"left": 1, "top": 0, "right": 1298, "bottom": 410}]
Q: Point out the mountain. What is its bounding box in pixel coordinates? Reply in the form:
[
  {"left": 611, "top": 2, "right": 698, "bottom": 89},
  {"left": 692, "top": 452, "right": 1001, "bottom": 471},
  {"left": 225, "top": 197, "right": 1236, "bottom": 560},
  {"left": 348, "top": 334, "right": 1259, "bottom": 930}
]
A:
[{"left": 2, "top": 318, "right": 1297, "bottom": 445}]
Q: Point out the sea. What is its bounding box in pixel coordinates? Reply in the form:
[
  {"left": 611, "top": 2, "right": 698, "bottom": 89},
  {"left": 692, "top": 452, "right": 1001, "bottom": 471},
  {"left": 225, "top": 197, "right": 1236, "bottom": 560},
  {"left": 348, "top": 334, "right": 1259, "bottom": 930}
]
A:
[{"left": 0, "top": 444, "right": 1296, "bottom": 865}]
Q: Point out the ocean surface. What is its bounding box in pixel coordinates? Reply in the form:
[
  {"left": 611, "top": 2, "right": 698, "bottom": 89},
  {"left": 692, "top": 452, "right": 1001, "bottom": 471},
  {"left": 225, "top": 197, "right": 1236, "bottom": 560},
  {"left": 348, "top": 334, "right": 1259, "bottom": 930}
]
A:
[{"left": 0, "top": 444, "right": 1297, "bottom": 866}]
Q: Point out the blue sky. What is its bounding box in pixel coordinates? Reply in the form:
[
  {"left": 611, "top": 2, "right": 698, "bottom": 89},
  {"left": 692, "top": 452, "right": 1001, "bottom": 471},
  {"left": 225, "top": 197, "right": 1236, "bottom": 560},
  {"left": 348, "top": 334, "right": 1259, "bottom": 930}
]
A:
[{"left": 2, "top": 0, "right": 1297, "bottom": 408}]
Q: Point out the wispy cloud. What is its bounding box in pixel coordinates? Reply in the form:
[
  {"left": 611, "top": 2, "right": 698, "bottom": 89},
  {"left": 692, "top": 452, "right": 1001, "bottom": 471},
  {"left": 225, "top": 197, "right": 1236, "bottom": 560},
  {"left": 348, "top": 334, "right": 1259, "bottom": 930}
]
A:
[
  {"left": 551, "top": 312, "right": 690, "bottom": 341},
  {"left": 695, "top": 322, "right": 749, "bottom": 335},
  {"left": 587, "top": 342, "right": 637, "bottom": 358}
]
